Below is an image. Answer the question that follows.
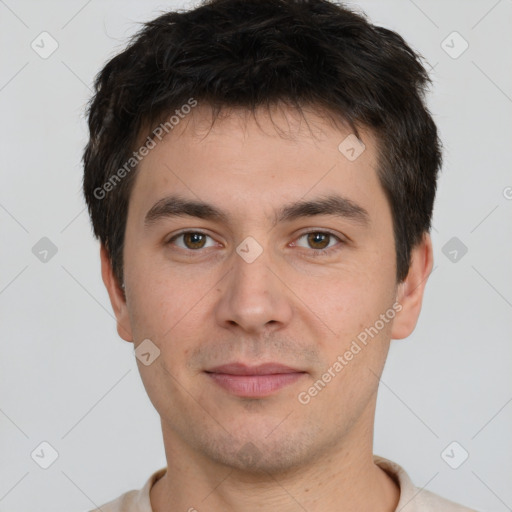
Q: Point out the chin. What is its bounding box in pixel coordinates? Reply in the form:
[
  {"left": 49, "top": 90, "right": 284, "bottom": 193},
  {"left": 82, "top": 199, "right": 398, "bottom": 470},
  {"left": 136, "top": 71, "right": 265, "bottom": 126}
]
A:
[{"left": 193, "top": 421, "right": 327, "bottom": 476}]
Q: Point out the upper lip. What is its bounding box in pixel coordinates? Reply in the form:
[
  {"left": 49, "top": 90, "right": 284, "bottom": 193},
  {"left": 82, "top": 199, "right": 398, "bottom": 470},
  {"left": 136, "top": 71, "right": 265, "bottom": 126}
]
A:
[{"left": 205, "top": 363, "right": 304, "bottom": 375}]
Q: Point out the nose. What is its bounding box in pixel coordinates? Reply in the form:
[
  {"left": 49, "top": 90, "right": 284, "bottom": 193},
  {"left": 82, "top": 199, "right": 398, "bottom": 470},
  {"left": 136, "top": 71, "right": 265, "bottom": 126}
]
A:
[{"left": 213, "top": 243, "right": 294, "bottom": 335}]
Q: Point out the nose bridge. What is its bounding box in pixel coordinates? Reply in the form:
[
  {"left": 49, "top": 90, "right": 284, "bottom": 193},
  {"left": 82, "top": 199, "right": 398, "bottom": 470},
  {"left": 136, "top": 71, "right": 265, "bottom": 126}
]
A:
[
  {"left": 234, "top": 242, "right": 273, "bottom": 296},
  {"left": 214, "top": 235, "right": 292, "bottom": 332}
]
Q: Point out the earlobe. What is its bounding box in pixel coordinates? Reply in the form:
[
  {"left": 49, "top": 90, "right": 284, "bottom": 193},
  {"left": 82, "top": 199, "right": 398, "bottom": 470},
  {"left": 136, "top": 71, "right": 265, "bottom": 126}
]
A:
[
  {"left": 100, "top": 244, "right": 134, "bottom": 343},
  {"left": 390, "top": 233, "right": 434, "bottom": 340}
]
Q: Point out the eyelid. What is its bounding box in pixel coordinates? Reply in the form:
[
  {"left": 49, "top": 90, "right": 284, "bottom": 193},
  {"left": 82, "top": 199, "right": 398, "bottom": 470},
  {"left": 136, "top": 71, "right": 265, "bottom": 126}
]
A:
[{"left": 294, "top": 227, "right": 346, "bottom": 241}]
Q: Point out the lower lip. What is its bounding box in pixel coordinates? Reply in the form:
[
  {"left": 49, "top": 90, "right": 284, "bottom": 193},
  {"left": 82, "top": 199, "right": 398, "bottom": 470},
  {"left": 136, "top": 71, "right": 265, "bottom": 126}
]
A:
[{"left": 206, "top": 372, "right": 305, "bottom": 398}]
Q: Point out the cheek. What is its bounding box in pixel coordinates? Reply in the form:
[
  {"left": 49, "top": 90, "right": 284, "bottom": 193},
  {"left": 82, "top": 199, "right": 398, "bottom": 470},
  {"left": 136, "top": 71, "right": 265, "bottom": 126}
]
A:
[
  {"left": 129, "top": 289, "right": 199, "bottom": 344},
  {"left": 128, "top": 277, "right": 212, "bottom": 381},
  {"left": 124, "top": 243, "right": 200, "bottom": 332},
  {"left": 315, "top": 265, "right": 396, "bottom": 352}
]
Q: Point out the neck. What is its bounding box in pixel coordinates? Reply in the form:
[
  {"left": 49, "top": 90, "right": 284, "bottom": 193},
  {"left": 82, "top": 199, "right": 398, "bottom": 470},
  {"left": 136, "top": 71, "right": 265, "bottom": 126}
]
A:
[{"left": 150, "top": 402, "right": 399, "bottom": 512}]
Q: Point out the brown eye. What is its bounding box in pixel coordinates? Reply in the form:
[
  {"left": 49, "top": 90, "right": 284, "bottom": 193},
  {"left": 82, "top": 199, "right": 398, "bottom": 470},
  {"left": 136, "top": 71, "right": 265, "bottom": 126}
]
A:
[
  {"left": 167, "top": 232, "right": 214, "bottom": 250},
  {"left": 293, "top": 231, "right": 344, "bottom": 256},
  {"left": 182, "top": 232, "right": 207, "bottom": 249},
  {"left": 306, "top": 232, "right": 331, "bottom": 250}
]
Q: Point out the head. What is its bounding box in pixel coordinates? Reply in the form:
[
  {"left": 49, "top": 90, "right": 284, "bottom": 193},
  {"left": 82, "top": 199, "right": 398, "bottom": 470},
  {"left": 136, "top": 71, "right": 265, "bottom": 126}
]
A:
[{"left": 83, "top": 0, "right": 441, "bottom": 473}]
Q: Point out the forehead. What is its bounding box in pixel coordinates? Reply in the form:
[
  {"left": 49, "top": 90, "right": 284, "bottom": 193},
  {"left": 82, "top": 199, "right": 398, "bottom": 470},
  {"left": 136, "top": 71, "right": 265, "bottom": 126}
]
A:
[{"left": 127, "top": 103, "right": 387, "bottom": 228}]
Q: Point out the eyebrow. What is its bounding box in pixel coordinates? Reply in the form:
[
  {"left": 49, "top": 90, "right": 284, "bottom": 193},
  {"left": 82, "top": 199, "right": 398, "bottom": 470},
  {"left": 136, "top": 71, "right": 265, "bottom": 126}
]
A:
[{"left": 144, "top": 193, "right": 370, "bottom": 229}]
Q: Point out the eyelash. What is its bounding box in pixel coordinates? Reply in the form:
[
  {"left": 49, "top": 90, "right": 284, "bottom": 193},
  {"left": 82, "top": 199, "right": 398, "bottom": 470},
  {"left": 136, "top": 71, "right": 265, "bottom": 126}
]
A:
[{"left": 165, "top": 230, "right": 345, "bottom": 257}]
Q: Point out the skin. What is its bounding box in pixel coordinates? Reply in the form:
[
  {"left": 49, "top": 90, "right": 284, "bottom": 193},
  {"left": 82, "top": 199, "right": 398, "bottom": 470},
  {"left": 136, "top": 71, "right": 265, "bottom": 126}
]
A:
[{"left": 101, "top": 103, "right": 433, "bottom": 511}]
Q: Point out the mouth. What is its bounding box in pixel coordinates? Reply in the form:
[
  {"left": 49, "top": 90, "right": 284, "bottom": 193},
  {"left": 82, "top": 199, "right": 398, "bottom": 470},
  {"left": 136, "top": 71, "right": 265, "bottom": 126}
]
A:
[{"left": 204, "top": 362, "right": 307, "bottom": 398}]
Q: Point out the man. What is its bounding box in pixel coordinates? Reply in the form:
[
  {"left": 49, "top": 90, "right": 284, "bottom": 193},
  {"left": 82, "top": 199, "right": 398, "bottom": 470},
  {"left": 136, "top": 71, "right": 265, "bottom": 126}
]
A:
[{"left": 83, "top": 0, "right": 477, "bottom": 510}]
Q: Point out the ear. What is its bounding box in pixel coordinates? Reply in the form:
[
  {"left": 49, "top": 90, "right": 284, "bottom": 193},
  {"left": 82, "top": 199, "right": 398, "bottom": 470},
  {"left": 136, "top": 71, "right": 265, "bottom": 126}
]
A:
[
  {"left": 391, "top": 232, "right": 434, "bottom": 340},
  {"left": 100, "top": 244, "right": 134, "bottom": 343}
]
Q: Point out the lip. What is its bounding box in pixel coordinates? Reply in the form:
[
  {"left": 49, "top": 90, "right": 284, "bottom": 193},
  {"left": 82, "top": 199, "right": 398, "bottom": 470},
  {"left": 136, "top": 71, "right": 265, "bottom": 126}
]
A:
[
  {"left": 206, "top": 362, "right": 302, "bottom": 375},
  {"left": 205, "top": 362, "right": 306, "bottom": 398}
]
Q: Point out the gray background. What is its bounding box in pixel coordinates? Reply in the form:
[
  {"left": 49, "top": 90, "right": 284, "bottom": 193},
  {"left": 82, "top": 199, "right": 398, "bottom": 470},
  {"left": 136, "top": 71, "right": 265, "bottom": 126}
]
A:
[{"left": 0, "top": 0, "right": 511, "bottom": 510}]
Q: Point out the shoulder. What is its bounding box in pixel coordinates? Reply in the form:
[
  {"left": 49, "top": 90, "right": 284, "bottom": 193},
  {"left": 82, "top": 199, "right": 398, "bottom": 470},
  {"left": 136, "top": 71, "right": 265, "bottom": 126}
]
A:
[
  {"left": 413, "top": 488, "right": 478, "bottom": 511},
  {"left": 88, "top": 467, "right": 167, "bottom": 512},
  {"left": 373, "top": 455, "right": 478, "bottom": 512},
  {"left": 89, "top": 489, "right": 140, "bottom": 512}
]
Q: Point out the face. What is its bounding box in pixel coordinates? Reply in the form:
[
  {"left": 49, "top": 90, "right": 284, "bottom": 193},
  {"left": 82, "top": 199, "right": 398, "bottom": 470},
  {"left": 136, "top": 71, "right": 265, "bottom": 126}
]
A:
[{"left": 102, "top": 104, "right": 429, "bottom": 473}]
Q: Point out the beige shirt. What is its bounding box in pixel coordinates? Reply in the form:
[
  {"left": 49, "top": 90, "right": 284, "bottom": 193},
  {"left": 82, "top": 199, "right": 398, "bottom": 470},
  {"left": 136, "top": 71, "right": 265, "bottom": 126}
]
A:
[{"left": 90, "top": 455, "right": 477, "bottom": 512}]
